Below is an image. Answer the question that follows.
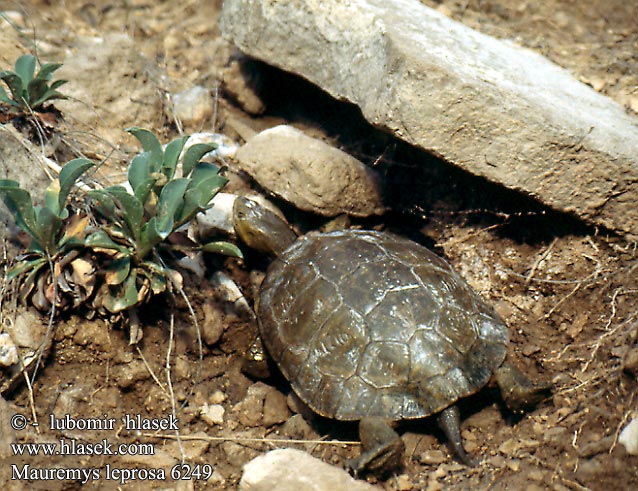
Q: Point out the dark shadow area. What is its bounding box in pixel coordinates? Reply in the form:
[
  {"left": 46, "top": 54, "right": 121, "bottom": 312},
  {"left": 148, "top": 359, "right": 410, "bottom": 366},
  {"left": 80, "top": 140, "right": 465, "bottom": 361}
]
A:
[{"left": 239, "top": 58, "right": 602, "bottom": 245}]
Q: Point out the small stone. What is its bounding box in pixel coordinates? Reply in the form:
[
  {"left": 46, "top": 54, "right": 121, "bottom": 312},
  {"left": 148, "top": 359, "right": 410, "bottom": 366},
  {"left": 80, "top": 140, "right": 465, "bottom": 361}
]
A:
[
  {"left": 209, "top": 390, "right": 227, "bottom": 405},
  {"left": 201, "top": 302, "right": 225, "bottom": 346},
  {"left": 279, "top": 414, "right": 318, "bottom": 441},
  {"left": 166, "top": 431, "right": 210, "bottom": 460},
  {"left": 238, "top": 448, "right": 378, "bottom": 491},
  {"left": 221, "top": 57, "right": 266, "bottom": 115},
  {"left": 234, "top": 382, "right": 288, "bottom": 427},
  {"left": 619, "top": 416, "right": 638, "bottom": 455},
  {"left": 171, "top": 86, "right": 213, "bottom": 126},
  {"left": 622, "top": 347, "right": 638, "bottom": 377},
  {"left": 498, "top": 438, "right": 520, "bottom": 456},
  {"left": 112, "top": 360, "right": 150, "bottom": 389},
  {"left": 507, "top": 459, "right": 521, "bottom": 471},
  {"left": 200, "top": 404, "right": 225, "bottom": 426},
  {"left": 0, "top": 334, "right": 18, "bottom": 367},
  {"left": 419, "top": 449, "right": 448, "bottom": 465},
  {"left": 528, "top": 469, "right": 547, "bottom": 482},
  {"left": 395, "top": 474, "right": 413, "bottom": 490},
  {"left": 263, "top": 388, "right": 291, "bottom": 427}
]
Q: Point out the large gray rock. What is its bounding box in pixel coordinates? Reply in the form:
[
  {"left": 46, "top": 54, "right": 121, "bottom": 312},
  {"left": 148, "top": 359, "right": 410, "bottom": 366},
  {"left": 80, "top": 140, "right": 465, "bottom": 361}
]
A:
[
  {"left": 221, "top": 0, "right": 638, "bottom": 237},
  {"left": 239, "top": 448, "right": 380, "bottom": 491}
]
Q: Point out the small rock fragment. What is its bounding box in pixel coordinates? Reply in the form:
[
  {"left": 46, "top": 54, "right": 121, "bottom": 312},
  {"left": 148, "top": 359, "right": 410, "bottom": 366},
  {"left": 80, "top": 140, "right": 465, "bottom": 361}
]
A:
[
  {"left": 622, "top": 346, "right": 638, "bottom": 377},
  {"left": 619, "top": 416, "right": 638, "bottom": 455},
  {"left": 0, "top": 333, "right": 19, "bottom": 367},
  {"left": 200, "top": 403, "right": 225, "bottom": 426},
  {"left": 112, "top": 360, "right": 150, "bottom": 389},
  {"left": 171, "top": 86, "right": 213, "bottom": 126},
  {"left": 201, "top": 302, "right": 225, "bottom": 346},
  {"left": 419, "top": 449, "right": 448, "bottom": 465},
  {"left": 239, "top": 448, "right": 379, "bottom": 491},
  {"left": 221, "top": 56, "right": 266, "bottom": 115},
  {"left": 166, "top": 431, "right": 210, "bottom": 460},
  {"left": 234, "top": 382, "right": 289, "bottom": 427},
  {"left": 234, "top": 125, "right": 386, "bottom": 217}
]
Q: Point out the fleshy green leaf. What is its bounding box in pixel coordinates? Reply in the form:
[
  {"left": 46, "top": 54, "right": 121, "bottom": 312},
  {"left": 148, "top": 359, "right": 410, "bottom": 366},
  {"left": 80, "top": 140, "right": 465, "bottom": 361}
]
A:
[
  {"left": 126, "top": 127, "right": 163, "bottom": 173},
  {"left": 0, "top": 85, "right": 18, "bottom": 106},
  {"left": 104, "top": 186, "right": 144, "bottom": 242},
  {"left": 155, "top": 178, "right": 189, "bottom": 239},
  {"left": 104, "top": 257, "right": 131, "bottom": 285},
  {"left": 177, "top": 187, "right": 203, "bottom": 224},
  {"left": 87, "top": 189, "right": 116, "bottom": 217},
  {"left": 30, "top": 86, "right": 67, "bottom": 108},
  {"left": 6, "top": 256, "right": 46, "bottom": 282},
  {"left": 0, "top": 180, "right": 38, "bottom": 240},
  {"left": 83, "top": 229, "right": 128, "bottom": 252},
  {"left": 202, "top": 241, "right": 243, "bottom": 258},
  {"left": 133, "top": 178, "right": 156, "bottom": 208},
  {"left": 104, "top": 270, "right": 139, "bottom": 313},
  {"left": 58, "top": 158, "right": 93, "bottom": 213},
  {"left": 35, "top": 62, "right": 63, "bottom": 81},
  {"left": 14, "top": 55, "right": 36, "bottom": 86},
  {"left": 128, "top": 152, "right": 150, "bottom": 192},
  {"left": 35, "top": 206, "right": 62, "bottom": 252},
  {"left": 182, "top": 143, "right": 216, "bottom": 177},
  {"left": 26, "top": 78, "right": 48, "bottom": 106},
  {"left": 162, "top": 136, "right": 189, "bottom": 180},
  {"left": 0, "top": 72, "right": 26, "bottom": 105}
]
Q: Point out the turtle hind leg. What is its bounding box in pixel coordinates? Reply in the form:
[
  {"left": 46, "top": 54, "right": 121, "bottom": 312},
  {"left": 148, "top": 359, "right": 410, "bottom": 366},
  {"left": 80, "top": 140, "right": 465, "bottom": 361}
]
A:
[
  {"left": 348, "top": 417, "right": 405, "bottom": 476},
  {"left": 494, "top": 358, "right": 552, "bottom": 413},
  {"left": 437, "top": 405, "right": 476, "bottom": 467}
]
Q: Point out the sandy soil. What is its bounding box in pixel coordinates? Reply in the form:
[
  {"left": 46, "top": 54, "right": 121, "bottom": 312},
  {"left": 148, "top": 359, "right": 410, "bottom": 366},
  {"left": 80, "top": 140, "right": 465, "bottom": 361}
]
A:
[{"left": 1, "top": 1, "right": 637, "bottom": 490}]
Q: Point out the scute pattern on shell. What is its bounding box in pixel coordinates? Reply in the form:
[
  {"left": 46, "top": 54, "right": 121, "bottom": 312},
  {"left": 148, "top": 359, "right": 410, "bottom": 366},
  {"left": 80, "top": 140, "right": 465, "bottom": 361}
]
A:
[{"left": 258, "top": 230, "right": 509, "bottom": 421}]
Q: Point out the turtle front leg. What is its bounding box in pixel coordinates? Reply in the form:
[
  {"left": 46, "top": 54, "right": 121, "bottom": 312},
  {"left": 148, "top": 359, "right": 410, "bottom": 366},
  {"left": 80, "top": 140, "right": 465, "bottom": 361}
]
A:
[
  {"left": 437, "top": 405, "right": 476, "bottom": 466},
  {"left": 348, "top": 417, "right": 405, "bottom": 476}
]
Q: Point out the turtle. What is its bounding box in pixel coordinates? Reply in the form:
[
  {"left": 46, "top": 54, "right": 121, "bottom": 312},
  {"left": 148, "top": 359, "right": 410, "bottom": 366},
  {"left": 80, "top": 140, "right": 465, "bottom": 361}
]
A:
[{"left": 233, "top": 197, "right": 551, "bottom": 474}]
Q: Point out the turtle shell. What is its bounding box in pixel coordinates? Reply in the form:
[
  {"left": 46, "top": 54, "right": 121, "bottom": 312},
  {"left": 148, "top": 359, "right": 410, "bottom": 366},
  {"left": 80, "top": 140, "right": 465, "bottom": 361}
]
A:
[{"left": 257, "top": 230, "right": 508, "bottom": 421}]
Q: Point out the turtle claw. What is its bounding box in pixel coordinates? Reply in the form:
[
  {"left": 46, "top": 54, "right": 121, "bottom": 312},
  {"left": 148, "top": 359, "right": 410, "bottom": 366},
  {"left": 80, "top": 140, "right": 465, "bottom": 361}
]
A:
[{"left": 437, "top": 405, "right": 477, "bottom": 466}]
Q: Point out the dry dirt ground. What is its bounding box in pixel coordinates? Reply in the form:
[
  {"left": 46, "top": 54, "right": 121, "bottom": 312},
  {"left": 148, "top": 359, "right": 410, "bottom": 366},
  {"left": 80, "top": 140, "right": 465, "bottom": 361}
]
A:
[{"left": 1, "top": 1, "right": 638, "bottom": 490}]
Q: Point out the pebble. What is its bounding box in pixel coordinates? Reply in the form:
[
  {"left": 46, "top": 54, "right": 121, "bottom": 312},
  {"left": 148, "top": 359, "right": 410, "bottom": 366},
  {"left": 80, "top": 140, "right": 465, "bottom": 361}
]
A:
[
  {"left": 209, "top": 390, "right": 227, "bottom": 405},
  {"left": 200, "top": 404, "right": 225, "bottom": 426},
  {"left": 233, "top": 382, "right": 290, "bottom": 427},
  {"left": 112, "top": 360, "right": 150, "bottom": 389},
  {"left": 619, "top": 416, "right": 638, "bottom": 455},
  {"left": 419, "top": 449, "right": 448, "bottom": 465},
  {"left": 201, "top": 302, "right": 225, "bottom": 346},
  {"left": 394, "top": 474, "right": 413, "bottom": 490},
  {"left": 238, "top": 448, "right": 379, "bottom": 491},
  {"left": 171, "top": 86, "right": 213, "bottom": 126},
  {"left": 622, "top": 346, "right": 638, "bottom": 377},
  {"left": 0, "top": 333, "right": 18, "bottom": 367},
  {"left": 165, "top": 431, "right": 210, "bottom": 460}
]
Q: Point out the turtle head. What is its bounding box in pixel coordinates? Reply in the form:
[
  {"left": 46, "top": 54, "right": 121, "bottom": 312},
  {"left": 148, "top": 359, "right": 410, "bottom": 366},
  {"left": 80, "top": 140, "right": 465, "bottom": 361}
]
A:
[{"left": 233, "top": 197, "right": 297, "bottom": 258}]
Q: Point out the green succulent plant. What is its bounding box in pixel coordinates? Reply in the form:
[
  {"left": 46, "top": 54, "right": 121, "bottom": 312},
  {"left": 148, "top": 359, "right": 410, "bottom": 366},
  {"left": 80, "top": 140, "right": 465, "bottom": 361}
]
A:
[
  {"left": 0, "top": 158, "right": 95, "bottom": 310},
  {"left": 87, "top": 127, "right": 242, "bottom": 313},
  {"left": 0, "top": 54, "right": 68, "bottom": 112}
]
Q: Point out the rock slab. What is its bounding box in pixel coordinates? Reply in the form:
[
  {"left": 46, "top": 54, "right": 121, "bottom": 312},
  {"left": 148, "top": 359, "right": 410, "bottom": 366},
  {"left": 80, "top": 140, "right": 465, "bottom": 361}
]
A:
[
  {"left": 239, "top": 448, "right": 380, "bottom": 491},
  {"left": 221, "top": 0, "right": 638, "bottom": 237}
]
